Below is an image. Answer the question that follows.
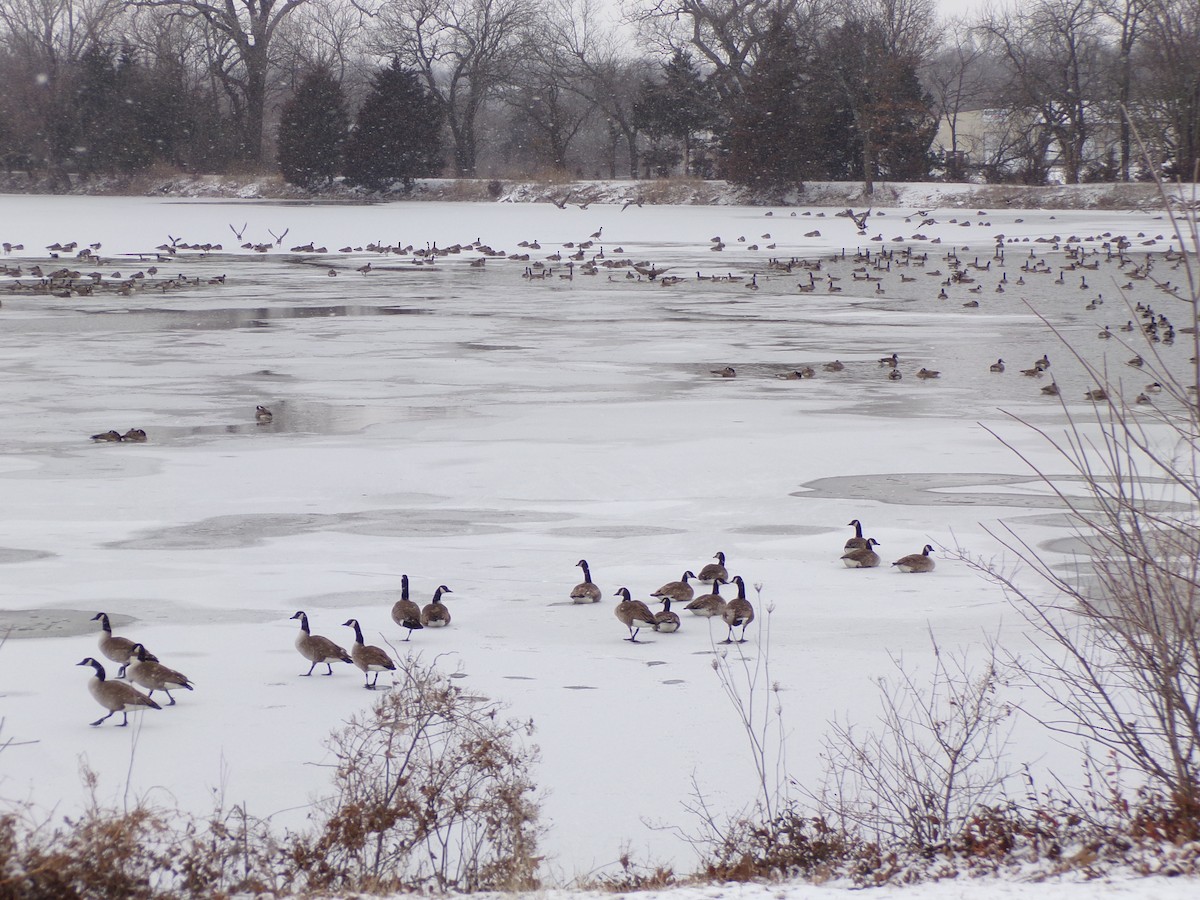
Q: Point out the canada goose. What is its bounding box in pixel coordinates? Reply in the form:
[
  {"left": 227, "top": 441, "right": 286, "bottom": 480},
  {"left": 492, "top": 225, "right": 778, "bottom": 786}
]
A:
[
  {"left": 824, "top": 360, "right": 845, "bottom": 372},
  {"left": 126, "top": 643, "right": 193, "bottom": 705},
  {"left": 1127, "top": 355, "right": 1144, "bottom": 368},
  {"left": 1041, "top": 382, "right": 1060, "bottom": 396},
  {"left": 1145, "top": 382, "right": 1163, "bottom": 394},
  {"left": 697, "top": 552, "right": 729, "bottom": 585},
  {"left": 887, "top": 368, "right": 902, "bottom": 380},
  {"left": 711, "top": 366, "right": 736, "bottom": 378},
  {"left": 290, "top": 611, "right": 352, "bottom": 676},
  {"left": 916, "top": 368, "right": 940, "bottom": 379},
  {"left": 893, "top": 544, "right": 936, "bottom": 573},
  {"left": 420, "top": 585, "right": 453, "bottom": 627},
  {"left": 121, "top": 428, "right": 147, "bottom": 442},
  {"left": 841, "top": 538, "right": 881, "bottom": 568},
  {"left": 1035, "top": 354, "right": 1051, "bottom": 370},
  {"left": 1098, "top": 326, "right": 1113, "bottom": 339},
  {"left": 845, "top": 519, "right": 868, "bottom": 550},
  {"left": 879, "top": 353, "right": 898, "bottom": 368},
  {"left": 652, "top": 570, "right": 697, "bottom": 603},
  {"left": 91, "top": 612, "right": 143, "bottom": 677},
  {"left": 570, "top": 559, "right": 602, "bottom": 603},
  {"left": 720, "top": 576, "right": 754, "bottom": 644},
  {"left": 342, "top": 619, "right": 397, "bottom": 689},
  {"left": 390, "top": 574, "right": 423, "bottom": 640},
  {"left": 1085, "top": 388, "right": 1108, "bottom": 401},
  {"left": 684, "top": 579, "right": 725, "bottom": 617},
  {"left": 654, "top": 598, "right": 681, "bottom": 633},
  {"left": 255, "top": 405, "right": 273, "bottom": 424},
  {"left": 1136, "top": 393, "right": 1152, "bottom": 405},
  {"left": 91, "top": 430, "right": 123, "bottom": 442},
  {"left": 990, "top": 359, "right": 1005, "bottom": 373},
  {"left": 77, "top": 657, "right": 161, "bottom": 726},
  {"left": 614, "top": 587, "right": 658, "bottom": 642},
  {"left": 1020, "top": 367, "right": 1043, "bottom": 377}
]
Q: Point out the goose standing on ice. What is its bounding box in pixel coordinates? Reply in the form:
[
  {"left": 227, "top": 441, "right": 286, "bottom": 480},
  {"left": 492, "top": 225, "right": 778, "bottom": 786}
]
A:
[
  {"left": 91, "top": 612, "right": 144, "bottom": 677},
  {"left": 126, "top": 643, "right": 194, "bottom": 705},
  {"left": 390, "top": 574, "right": 423, "bottom": 640},
  {"left": 614, "top": 587, "right": 658, "bottom": 642},
  {"left": 290, "top": 611, "right": 352, "bottom": 676},
  {"left": 342, "top": 618, "right": 397, "bottom": 689},
  {"left": 570, "top": 559, "right": 602, "bottom": 603},
  {"left": 720, "top": 575, "right": 755, "bottom": 644},
  {"left": 77, "top": 657, "right": 161, "bottom": 726}
]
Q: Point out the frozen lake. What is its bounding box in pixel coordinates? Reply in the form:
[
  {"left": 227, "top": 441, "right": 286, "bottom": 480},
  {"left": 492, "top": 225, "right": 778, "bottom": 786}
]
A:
[{"left": 0, "top": 195, "right": 1194, "bottom": 878}]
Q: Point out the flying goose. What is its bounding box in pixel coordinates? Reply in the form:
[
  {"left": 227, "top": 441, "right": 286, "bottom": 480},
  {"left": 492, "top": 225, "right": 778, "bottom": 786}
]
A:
[
  {"left": 126, "top": 643, "right": 194, "bottom": 705},
  {"left": 651, "top": 570, "right": 697, "bottom": 603},
  {"left": 420, "top": 585, "right": 453, "bottom": 627},
  {"left": 255, "top": 405, "right": 273, "bottom": 424},
  {"left": 613, "top": 587, "right": 658, "bottom": 642},
  {"left": 892, "top": 544, "right": 936, "bottom": 573},
  {"left": 845, "top": 519, "right": 868, "bottom": 550},
  {"left": 684, "top": 579, "right": 725, "bottom": 617},
  {"left": 654, "top": 598, "right": 681, "bottom": 633},
  {"left": 720, "top": 576, "right": 754, "bottom": 644},
  {"left": 570, "top": 559, "right": 602, "bottom": 603},
  {"left": 91, "top": 612, "right": 145, "bottom": 677},
  {"left": 390, "top": 574, "right": 423, "bottom": 640},
  {"left": 290, "top": 611, "right": 352, "bottom": 676},
  {"left": 697, "top": 552, "right": 729, "bottom": 585},
  {"left": 342, "top": 619, "right": 397, "bottom": 689},
  {"left": 77, "top": 657, "right": 161, "bottom": 726},
  {"left": 841, "top": 538, "right": 881, "bottom": 568}
]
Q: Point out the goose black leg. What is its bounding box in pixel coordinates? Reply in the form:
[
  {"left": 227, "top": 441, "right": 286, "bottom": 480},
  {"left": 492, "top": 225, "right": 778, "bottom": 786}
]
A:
[{"left": 302, "top": 662, "right": 317, "bottom": 676}]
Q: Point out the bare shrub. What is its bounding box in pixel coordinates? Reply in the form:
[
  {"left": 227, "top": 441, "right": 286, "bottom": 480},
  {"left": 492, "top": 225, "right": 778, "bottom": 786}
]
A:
[
  {"left": 813, "top": 634, "right": 1015, "bottom": 854},
  {"left": 959, "top": 171, "right": 1200, "bottom": 832},
  {"left": 292, "top": 654, "right": 541, "bottom": 893}
]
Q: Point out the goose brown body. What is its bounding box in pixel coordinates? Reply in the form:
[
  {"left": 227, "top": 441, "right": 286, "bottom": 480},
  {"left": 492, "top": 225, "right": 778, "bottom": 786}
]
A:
[
  {"left": 844, "top": 519, "right": 868, "bottom": 550},
  {"left": 77, "top": 657, "right": 161, "bottom": 726},
  {"left": 570, "top": 559, "right": 602, "bottom": 603},
  {"left": 684, "top": 579, "right": 726, "bottom": 617},
  {"left": 614, "top": 587, "right": 658, "bottom": 642},
  {"left": 390, "top": 574, "right": 423, "bottom": 639},
  {"left": 721, "top": 576, "right": 755, "bottom": 643},
  {"left": 290, "top": 611, "right": 352, "bottom": 675},
  {"left": 651, "top": 570, "right": 697, "bottom": 603},
  {"left": 697, "top": 552, "right": 729, "bottom": 585},
  {"left": 91, "top": 612, "right": 144, "bottom": 677},
  {"left": 126, "top": 643, "right": 193, "bottom": 705},
  {"left": 893, "top": 544, "right": 936, "bottom": 573},
  {"left": 654, "top": 598, "right": 681, "bottom": 633},
  {"left": 420, "top": 585, "right": 453, "bottom": 627},
  {"left": 343, "top": 619, "right": 397, "bottom": 689},
  {"left": 841, "top": 538, "right": 881, "bottom": 568}
]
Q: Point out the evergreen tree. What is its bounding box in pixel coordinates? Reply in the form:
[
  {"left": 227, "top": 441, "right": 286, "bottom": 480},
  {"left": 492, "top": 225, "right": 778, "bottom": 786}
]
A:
[
  {"left": 278, "top": 66, "right": 349, "bottom": 188},
  {"left": 343, "top": 60, "right": 444, "bottom": 191},
  {"left": 633, "top": 50, "right": 716, "bottom": 175},
  {"left": 721, "top": 22, "right": 812, "bottom": 191}
]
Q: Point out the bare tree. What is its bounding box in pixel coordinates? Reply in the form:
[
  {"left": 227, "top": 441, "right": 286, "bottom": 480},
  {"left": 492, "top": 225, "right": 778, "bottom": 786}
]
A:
[
  {"left": 540, "top": 0, "right": 650, "bottom": 178},
  {"left": 960, "top": 170, "right": 1200, "bottom": 820},
  {"left": 1138, "top": 0, "right": 1200, "bottom": 180},
  {"left": 125, "top": 0, "right": 315, "bottom": 165},
  {"left": 1097, "top": 0, "right": 1151, "bottom": 180},
  {"left": 926, "top": 22, "right": 989, "bottom": 180},
  {"left": 353, "top": 0, "right": 537, "bottom": 177},
  {"left": 977, "top": 0, "right": 1106, "bottom": 184}
]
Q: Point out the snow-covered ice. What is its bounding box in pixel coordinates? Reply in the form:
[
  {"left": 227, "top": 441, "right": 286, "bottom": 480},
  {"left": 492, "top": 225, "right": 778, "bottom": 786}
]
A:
[{"left": 0, "top": 195, "right": 1195, "bottom": 892}]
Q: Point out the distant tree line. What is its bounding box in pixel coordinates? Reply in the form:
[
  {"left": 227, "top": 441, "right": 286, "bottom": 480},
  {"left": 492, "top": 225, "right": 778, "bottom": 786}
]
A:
[{"left": 0, "top": 0, "right": 1196, "bottom": 191}]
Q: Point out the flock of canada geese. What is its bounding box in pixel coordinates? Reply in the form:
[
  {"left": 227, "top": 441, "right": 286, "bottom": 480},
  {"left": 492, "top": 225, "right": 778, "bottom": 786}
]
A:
[{"left": 76, "top": 530, "right": 936, "bottom": 726}]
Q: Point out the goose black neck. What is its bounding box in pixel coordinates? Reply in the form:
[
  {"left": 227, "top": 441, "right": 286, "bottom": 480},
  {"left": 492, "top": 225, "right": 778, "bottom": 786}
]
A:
[
  {"left": 580, "top": 561, "right": 592, "bottom": 582},
  {"left": 350, "top": 620, "right": 364, "bottom": 643},
  {"left": 401, "top": 574, "right": 409, "bottom": 601}
]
